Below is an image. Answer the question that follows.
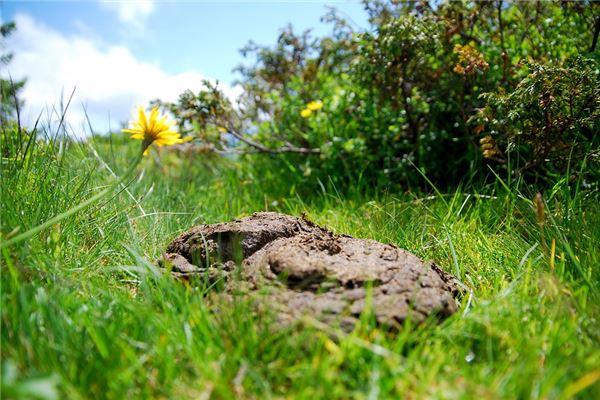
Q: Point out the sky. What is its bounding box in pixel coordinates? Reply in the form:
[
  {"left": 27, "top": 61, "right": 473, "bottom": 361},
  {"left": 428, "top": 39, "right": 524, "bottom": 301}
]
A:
[{"left": 1, "top": 0, "right": 369, "bottom": 135}]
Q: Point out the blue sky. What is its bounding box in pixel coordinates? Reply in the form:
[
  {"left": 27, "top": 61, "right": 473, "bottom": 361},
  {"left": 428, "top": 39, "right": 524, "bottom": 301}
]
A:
[{"left": 1, "top": 1, "right": 369, "bottom": 133}]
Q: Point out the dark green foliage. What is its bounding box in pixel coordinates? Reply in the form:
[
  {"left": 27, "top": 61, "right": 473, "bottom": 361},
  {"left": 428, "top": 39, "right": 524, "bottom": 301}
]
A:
[
  {"left": 162, "top": 1, "right": 598, "bottom": 191},
  {"left": 472, "top": 57, "right": 599, "bottom": 184}
]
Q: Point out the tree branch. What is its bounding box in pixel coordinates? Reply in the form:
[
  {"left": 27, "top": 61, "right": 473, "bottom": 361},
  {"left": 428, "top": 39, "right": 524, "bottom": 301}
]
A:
[{"left": 226, "top": 123, "right": 321, "bottom": 154}]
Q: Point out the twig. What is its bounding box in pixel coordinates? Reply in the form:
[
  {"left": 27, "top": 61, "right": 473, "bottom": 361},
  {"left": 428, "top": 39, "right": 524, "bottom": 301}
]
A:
[{"left": 226, "top": 123, "right": 320, "bottom": 154}]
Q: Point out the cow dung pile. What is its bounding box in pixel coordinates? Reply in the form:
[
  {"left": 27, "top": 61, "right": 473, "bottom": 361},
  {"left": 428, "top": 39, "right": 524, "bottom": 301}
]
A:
[{"left": 159, "top": 212, "right": 460, "bottom": 329}]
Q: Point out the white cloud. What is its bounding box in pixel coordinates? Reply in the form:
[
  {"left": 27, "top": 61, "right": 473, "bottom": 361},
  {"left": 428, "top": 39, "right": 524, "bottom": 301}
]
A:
[
  {"left": 3, "top": 13, "right": 241, "bottom": 136},
  {"left": 100, "top": 0, "right": 155, "bottom": 26}
]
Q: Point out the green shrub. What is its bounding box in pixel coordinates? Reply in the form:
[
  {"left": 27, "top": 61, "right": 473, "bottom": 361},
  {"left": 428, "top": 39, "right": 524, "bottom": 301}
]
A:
[
  {"left": 472, "top": 56, "right": 599, "bottom": 184},
  {"left": 161, "top": 1, "right": 598, "bottom": 191}
]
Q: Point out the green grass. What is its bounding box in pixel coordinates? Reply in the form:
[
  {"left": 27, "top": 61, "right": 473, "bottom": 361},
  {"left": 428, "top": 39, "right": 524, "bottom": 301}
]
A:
[{"left": 1, "top": 124, "right": 599, "bottom": 399}]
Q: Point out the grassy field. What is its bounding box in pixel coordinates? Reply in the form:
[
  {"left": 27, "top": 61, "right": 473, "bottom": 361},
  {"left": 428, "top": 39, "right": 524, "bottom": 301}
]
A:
[{"left": 1, "top": 126, "right": 599, "bottom": 399}]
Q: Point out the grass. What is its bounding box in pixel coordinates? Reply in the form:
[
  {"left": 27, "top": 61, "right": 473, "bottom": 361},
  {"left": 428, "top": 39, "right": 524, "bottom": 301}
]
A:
[{"left": 1, "top": 123, "right": 599, "bottom": 399}]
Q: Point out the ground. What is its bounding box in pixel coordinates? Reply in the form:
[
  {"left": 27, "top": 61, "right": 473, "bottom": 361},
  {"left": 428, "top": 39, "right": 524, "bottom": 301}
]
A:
[{"left": 1, "top": 134, "right": 599, "bottom": 399}]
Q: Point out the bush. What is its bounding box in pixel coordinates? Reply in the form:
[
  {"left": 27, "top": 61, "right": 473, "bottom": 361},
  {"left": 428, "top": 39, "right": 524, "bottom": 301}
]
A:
[
  {"left": 161, "top": 1, "right": 599, "bottom": 191},
  {"left": 472, "top": 56, "right": 599, "bottom": 184}
]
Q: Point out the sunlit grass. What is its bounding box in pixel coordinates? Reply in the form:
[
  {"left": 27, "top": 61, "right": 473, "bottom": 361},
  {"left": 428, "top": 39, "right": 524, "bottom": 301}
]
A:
[{"left": 1, "top": 123, "right": 599, "bottom": 399}]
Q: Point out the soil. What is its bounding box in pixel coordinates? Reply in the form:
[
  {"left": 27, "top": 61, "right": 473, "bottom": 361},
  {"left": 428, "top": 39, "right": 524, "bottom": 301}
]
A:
[{"left": 159, "top": 212, "right": 460, "bottom": 329}]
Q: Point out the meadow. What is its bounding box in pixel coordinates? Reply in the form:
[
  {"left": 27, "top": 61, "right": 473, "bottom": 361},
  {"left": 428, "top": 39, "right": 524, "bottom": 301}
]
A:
[{"left": 1, "top": 122, "right": 598, "bottom": 399}]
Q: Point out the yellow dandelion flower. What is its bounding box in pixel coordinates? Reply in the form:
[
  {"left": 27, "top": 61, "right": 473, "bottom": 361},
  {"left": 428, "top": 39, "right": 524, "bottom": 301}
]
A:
[
  {"left": 300, "top": 108, "right": 312, "bottom": 118},
  {"left": 123, "top": 106, "right": 183, "bottom": 154},
  {"left": 307, "top": 100, "right": 323, "bottom": 111}
]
